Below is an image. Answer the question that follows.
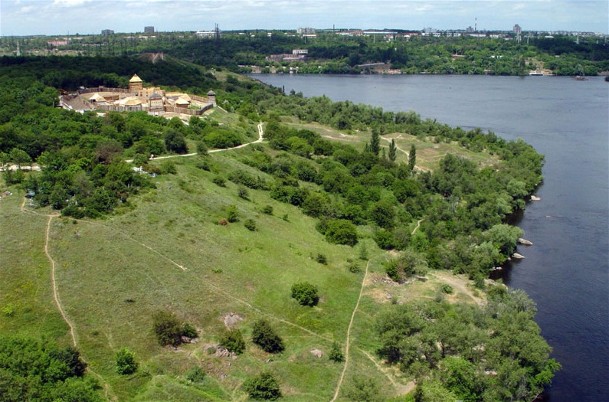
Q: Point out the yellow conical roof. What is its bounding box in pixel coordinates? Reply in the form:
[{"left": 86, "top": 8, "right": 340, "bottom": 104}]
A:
[{"left": 129, "top": 74, "right": 143, "bottom": 83}]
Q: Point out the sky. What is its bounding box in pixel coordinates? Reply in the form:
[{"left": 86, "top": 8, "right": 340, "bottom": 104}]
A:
[{"left": 0, "top": 0, "right": 607, "bottom": 36}]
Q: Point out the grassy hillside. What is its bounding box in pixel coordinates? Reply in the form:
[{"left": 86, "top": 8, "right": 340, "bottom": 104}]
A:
[
  {"left": 1, "top": 133, "right": 494, "bottom": 401},
  {"left": 0, "top": 54, "right": 555, "bottom": 400}
]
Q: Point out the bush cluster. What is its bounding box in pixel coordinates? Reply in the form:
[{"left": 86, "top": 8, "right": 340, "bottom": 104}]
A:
[
  {"left": 291, "top": 282, "right": 319, "bottom": 307},
  {"left": 152, "top": 311, "right": 198, "bottom": 347},
  {"left": 251, "top": 319, "right": 284, "bottom": 353}
]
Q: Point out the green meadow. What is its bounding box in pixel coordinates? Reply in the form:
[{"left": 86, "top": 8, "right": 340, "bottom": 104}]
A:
[{"left": 2, "top": 143, "right": 457, "bottom": 401}]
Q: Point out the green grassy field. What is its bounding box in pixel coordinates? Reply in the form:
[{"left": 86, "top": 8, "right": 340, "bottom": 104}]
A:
[
  {"left": 0, "top": 130, "right": 492, "bottom": 401},
  {"left": 282, "top": 119, "right": 500, "bottom": 172}
]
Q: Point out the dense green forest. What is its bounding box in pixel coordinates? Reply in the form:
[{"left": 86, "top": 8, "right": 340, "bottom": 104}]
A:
[
  {"left": 0, "top": 55, "right": 558, "bottom": 400},
  {"left": 0, "top": 336, "right": 101, "bottom": 401}
]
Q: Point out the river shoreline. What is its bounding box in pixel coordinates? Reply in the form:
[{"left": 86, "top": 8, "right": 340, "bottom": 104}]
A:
[{"left": 253, "top": 74, "right": 609, "bottom": 402}]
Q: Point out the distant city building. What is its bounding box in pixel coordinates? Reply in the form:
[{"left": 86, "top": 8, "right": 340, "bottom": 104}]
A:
[
  {"left": 196, "top": 25, "right": 221, "bottom": 39},
  {"left": 297, "top": 27, "right": 316, "bottom": 35},
  {"left": 267, "top": 49, "right": 308, "bottom": 62},
  {"left": 195, "top": 31, "right": 216, "bottom": 39},
  {"left": 47, "top": 40, "right": 68, "bottom": 47},
  {"left": 144, "top": 26, "right": 155, "bottom": 34},
  {"left": 101, "top": 29, "right": 114, "bottom": 36},
  {"left": 513, "top": 24, "right": 522, "bottom": 34}
]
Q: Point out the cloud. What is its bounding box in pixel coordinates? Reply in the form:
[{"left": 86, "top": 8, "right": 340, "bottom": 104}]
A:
[{"left": 52, "top": 0, "right": 90, "bottom": 7}]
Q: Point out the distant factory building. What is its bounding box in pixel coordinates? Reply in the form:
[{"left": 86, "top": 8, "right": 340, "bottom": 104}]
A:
[
  {"left": 101, "top": 29, "right": 114, "bottom": 36},
  {"left": 144, "top": 26, "right": 155, "bottom": 34}
]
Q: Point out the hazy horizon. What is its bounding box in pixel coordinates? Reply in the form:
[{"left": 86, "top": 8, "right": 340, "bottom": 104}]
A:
[{"left": 1, "top": 0, "right": 607, "bottom": 37}]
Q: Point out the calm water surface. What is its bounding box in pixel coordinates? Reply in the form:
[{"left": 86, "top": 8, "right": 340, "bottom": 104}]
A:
[{"left": 255, "top": 74, "right": 609, "bottom": 402}]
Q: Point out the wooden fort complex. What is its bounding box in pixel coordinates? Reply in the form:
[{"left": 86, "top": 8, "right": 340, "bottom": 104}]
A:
[{"left": 60, "top": 74, "right": 216, "bottom": 118}]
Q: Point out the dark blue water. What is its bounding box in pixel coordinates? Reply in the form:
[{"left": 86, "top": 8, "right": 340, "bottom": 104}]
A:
[{"left": 255, "top": 74, "right": 609, "bottom": 402}]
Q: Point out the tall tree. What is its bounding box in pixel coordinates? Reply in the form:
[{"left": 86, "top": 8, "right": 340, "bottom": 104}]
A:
[
  {"left": 388, "top": 139, "right": 397, "bottom": 162},
  {"left": 408, "top": 144, "right": 417, "bottom": 171},
  {"left": 370, "top": 127, "right": 380, "bottom": 156}
]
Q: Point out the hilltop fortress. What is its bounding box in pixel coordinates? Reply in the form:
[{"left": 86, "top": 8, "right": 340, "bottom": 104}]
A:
[{"left": 60, "top": 74, "right": 216, "bottom": 119}]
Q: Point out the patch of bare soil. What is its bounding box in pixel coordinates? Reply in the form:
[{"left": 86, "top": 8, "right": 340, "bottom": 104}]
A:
[
  {"left": 223, "top": 312, "right": 243, "bottom": 328},
  {"left": 310, "top": 349, "right": 323, "bottom": 358},
  {"left": 428, "top": 271, "right": 486, "bottom": 306}
]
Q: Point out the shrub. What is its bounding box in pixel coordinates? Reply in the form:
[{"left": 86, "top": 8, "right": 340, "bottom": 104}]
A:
[
  {"left": 181, "top": 323, "right": 198, "bottom": 339},
  {"left": 238, "top": 186, "right": 250, "bottom": 200},
  {"left": 347, "top": 260, "right": 361, "bottom": 273},
  {"left": 320, "top": 219, "right": 358, "bottom": 246},
  {"left": 441, "top": 284, "right": 454, "bottom": 294},
  {"left": 132, "top": 153, "right": 149, "bottom": 166},
  {"left": 358, "top": 243, "right": 369, "bottom": 261},
  {"left": 165, "top": 129, "right": 188, "bottom": 154},
  {"left": 212, "top": 176, "right": 226, "bottom": 187},
  {"left": 153, "top": 311, "right": 182, "bottom": 346},
  {"left": 196, "top": 141, "right": 208, "bottom": 155},
  {"left": 160, "top": 160, "right": 177, "bottom": 174},
  {"left": 2, "top": 303, "right": 15, "bottom": 317},
  {"left": 384, "top": 250, "right": 428, "bottom": 283},
  {"left": 252, "top": 319, "right": 284, "bottom": 353},
  {"left": 374, "top": 229, "right": 395, "bottom": 250},
  {"left": 205, "top": 130, "right": 242, "bottom": 149},
  {"left": 329, "top": 342, "right": 344, "bottom": 363},
  {"left": 185, "top": 366, "right": 206, "bottom": 383},
  {"left": 229, "top": 169, "right": 268, "bottom": 190},
  {"left": 152, "top": 311, "right": 197, "bottom": 346},
  {"left": 243, "top": 372, "right": 282, "bottom": 400},
  {"left": 115, "top": 348, "right": 138, "bottom": 375},
  {"left": 226, "top": 205, "right": 239, "bottom": 222},
  {"left": 291, "top": 282, "right": 319, "bottom": 307},
  {"left": 196, "top": 158, "right": 211, "bottom": 171},
  {"left": 345, "top": 376, "right": 384, "bottom": 402},
  {"left": 262, "top": 205, "right": 273, "bottom": 215},
  {"left": 219, "top": 329, "right": 245, "bottom": 355},
  {"left": 244, "top": 219, "right": 257, "bottom": 231},
  {"left": 315, "top": 253, "right": 327, "bottom": 265}
]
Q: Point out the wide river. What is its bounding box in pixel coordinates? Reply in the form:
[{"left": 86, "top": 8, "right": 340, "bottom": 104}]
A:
[{"left": 254, "top": 74, "right": 608, "bottom": 402}]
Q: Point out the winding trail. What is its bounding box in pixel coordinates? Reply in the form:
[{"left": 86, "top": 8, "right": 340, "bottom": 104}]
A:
[
  {"left": 20, "top": 199, "right": 77, "bottom": 345},
  {"left": 411, "top": 219, "right": 424, "bottom": 235},
  {"left": 330, "top": 260, "right": 370, "bottom": 402},
  {"left": 19, "top": 199, "right": 118, "bottom": 400},
  {"left": 209, "top": 122, "right": 264, "bottom": 153},
  {"left": 44, "top": 214, "right": 78, "bottom": 347},
  {"left": 126, "top": 122, "right": 265, "bottom": 163},
  {"left": 380, "top": 136, "right": 429, "bottom": 172}
]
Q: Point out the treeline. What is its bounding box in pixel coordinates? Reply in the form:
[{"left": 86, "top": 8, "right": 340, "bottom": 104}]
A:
[{"left": 0, "top": 55, "right": 217, "bottom": 92}]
